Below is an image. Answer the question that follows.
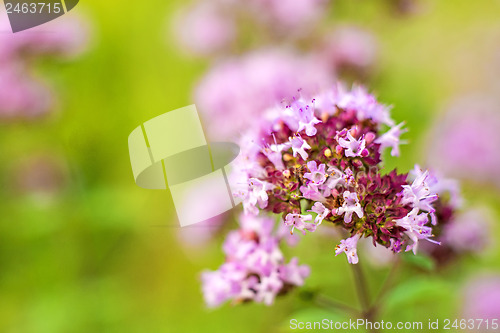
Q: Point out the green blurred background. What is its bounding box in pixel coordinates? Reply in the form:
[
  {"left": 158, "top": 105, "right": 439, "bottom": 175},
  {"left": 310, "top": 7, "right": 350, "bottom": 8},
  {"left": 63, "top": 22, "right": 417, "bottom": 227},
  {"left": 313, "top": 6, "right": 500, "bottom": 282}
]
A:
[{"left": 1, "top": 0, "right": 500, "bottom": 332}]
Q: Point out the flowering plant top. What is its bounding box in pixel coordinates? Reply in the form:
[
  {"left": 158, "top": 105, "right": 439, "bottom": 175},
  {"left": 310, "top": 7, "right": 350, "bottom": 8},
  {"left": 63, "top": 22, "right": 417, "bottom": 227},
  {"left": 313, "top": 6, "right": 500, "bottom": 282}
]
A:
[
  {"left": 202, "top": 84, "right": 457, "bottom": 307},
  {"left": 231, "top": 84, "right": 442, "bottom": 264}
]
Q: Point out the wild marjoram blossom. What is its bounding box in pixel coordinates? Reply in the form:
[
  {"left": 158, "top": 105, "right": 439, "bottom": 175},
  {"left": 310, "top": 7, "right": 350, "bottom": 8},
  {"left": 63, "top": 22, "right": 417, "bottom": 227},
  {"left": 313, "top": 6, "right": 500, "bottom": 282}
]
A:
[
  {"left": 201, "top": 213, "right": 309, "bottom": 307},
  {"left": 202, "top": 84, "right": 455, "bottom": 307}
]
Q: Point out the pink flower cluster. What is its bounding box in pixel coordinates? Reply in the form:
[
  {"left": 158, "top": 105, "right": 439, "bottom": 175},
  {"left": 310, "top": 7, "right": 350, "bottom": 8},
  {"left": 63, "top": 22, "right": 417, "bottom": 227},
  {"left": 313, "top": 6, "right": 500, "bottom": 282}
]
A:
[
  {"left": 201, "top": 214, "right": 309, "bottom": 307},
  {"left": 0, "top": 13, "right": 89, "bottom": 120},
  {"left": 173, "top": 3, "right": 236, "bottom": 56},
  {"left": 173, "top": 1, "right": 378, "bottom": 141},
  {"left": 228, "top": 84, "right": 449, "bottom": 265},
  {"left": 195, "top": 50, "right": 332, "bottom": 140},
  {"left": 195, "top": 35, "right": 378, "bottom": 140},
  {"left": 174, "top": 0, "right": 329, "bottom": 56},
  {"left": 201, "top": 84, "right": 461, "bottom": 308},
  {"left": 410, "top": 166, "right": 490, "bottom": 264},
  {"left": 360, "top": 165, "right": 489, "bottom": 267},
  {"left": 318, "top": 26, "right": 378, "bottom": 71}
]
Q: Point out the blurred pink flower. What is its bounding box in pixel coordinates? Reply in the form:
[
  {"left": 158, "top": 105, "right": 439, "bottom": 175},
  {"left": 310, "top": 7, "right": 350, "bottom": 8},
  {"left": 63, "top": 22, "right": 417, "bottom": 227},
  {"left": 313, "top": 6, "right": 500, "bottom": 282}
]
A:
[
  {"left": 201, "top": 213, "right": 309, "bottom": 307},
  {"left": 443, "top": 208, "right": 491, "bottom": 254},
  {"left": 0, "top": 63, "right": 52, "bottom": 118},
  {"left": 10, "top": 153, "right": 68, "bottom": 205},
  {"left": 0, "top": 13, "right": 90, "bottom": 120},
  {"left": 248, "top": 0, "right": 328, "bottom": 32},
  {"left": 318, "top": 26, "right": 378, "bottom": 71},
  {"left": 173, "top": 0, "right": 329, "bottom": 54},
  {"left": 427, "top": 95, "right": 500, "bottom": 188},
  {"left": 173, "top": 3, "right": 236, "bottom": 56},
  {"left": 391, "top": 0, "right": 422, "bottom": 15},
  {"left": 195, "top": 49, "right": 333, "bottom": 139},
  {"left": 0, "top": 13, "right": 89, "bottom": 62},
  {"left": 462, "top": 275, "right": 500, "bottom": 321}
]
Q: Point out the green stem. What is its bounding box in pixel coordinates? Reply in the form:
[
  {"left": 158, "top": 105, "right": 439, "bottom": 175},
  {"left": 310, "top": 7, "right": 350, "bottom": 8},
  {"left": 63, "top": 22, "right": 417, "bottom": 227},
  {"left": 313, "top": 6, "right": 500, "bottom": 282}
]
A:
[
  {"left": 315, "top": 294, "right": 359, "bottom": 316},
  {"left": 351, "top": 263, "right": 370, "bottom": 312},
  {"left": 300, "top": 289, "right": 359, "bottom": 316},
  {"left": 370, "top": 258, "right": 401, "bottom": 315},
  {"left": 351, "top": 263, "right": 379, "bottom": 333}
]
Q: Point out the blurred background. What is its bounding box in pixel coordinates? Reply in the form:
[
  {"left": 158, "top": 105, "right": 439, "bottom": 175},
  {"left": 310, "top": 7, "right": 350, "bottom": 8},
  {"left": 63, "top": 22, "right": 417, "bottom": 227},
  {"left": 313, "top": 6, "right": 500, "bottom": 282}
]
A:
[{"left": 1, "top": 0, "right": 500, "bottom": 332}]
